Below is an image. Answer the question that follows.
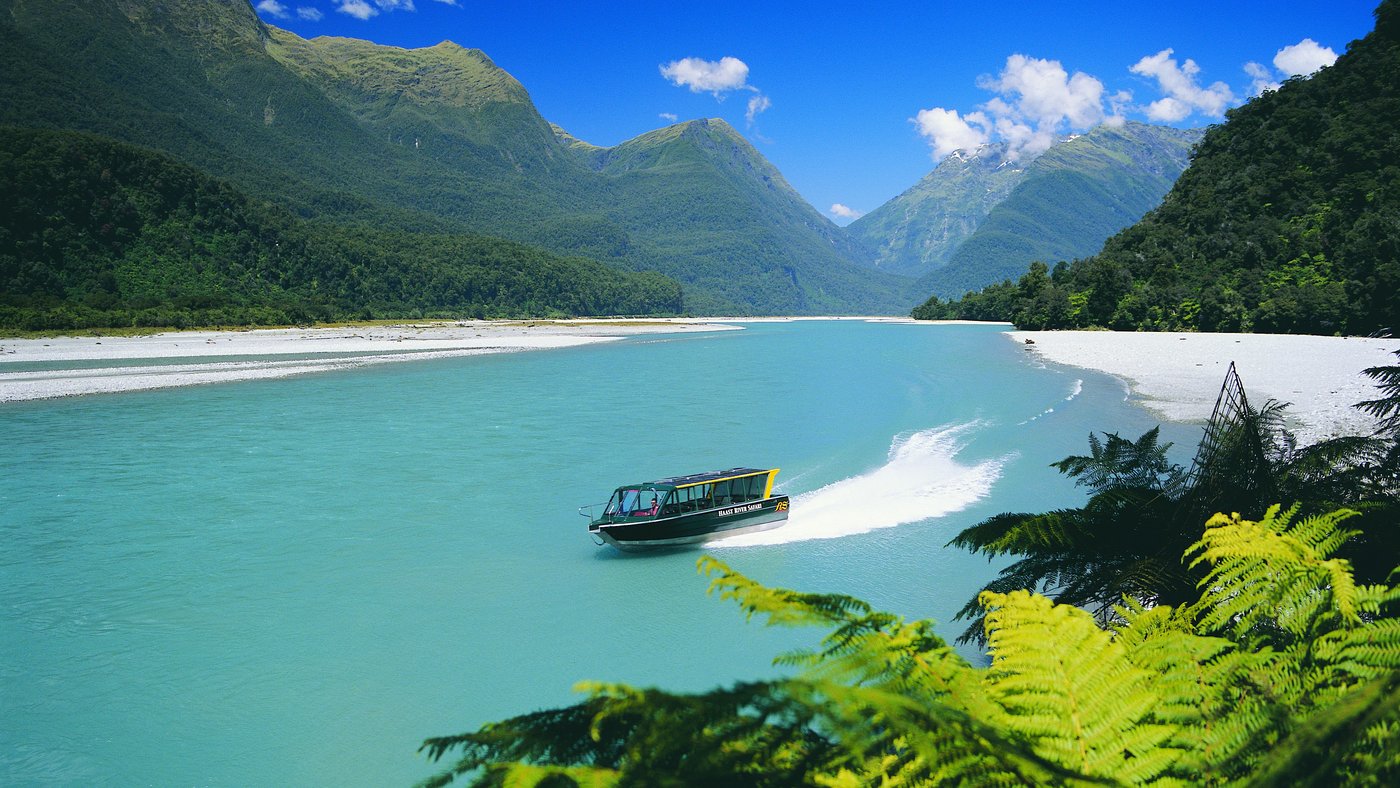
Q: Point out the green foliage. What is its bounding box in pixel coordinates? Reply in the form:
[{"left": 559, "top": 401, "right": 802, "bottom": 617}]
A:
[
  {"left": 0, "top": 126, "right": 682, "bottom": 328},
  {"left": 423, "top": 510, "right": 1400, "bottom": 786},
  {"left": 918, "top": 1, "right": 1400, "bottom": 334},
  {"left": 0, "top": 1, "right": 908, "bottom": 316},
  {"left": 1357, "top": 348, "right": 1400, "bottom": 435},
  {"left": 948, "top": 363, "right": 1400, "bottom": 644}
]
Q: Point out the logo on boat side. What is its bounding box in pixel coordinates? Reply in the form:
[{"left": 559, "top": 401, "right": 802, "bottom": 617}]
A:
[
  {"left": 776, "top": 500, "right": 789, "bottom": 512},
  {"left": 717, "top": 502, "right": 764, "bottom": 517}
]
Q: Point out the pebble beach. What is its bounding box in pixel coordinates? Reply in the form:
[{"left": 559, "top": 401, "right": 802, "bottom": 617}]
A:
[{"left": 1008, "top": 329, "right": 1399, "bottom": 444}]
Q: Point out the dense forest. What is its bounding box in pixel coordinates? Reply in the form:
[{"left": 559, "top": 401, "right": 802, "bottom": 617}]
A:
[
  {"left": 418, "top": 351, "right": 1400, "bottom": 787},
  {"left": 0, "top": 0, "right": 912, "bottom": 317},
  {"left": 915, "top": 0, "right": 1399, "bottom": 335},
  {"left": 0, "top": 127, "right": 682, "bottom": 330}
]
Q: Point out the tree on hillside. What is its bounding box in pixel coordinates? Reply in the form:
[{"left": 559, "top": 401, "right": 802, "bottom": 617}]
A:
[{"left": 914, "top": 0, "right": 1400, "bottom": 335}]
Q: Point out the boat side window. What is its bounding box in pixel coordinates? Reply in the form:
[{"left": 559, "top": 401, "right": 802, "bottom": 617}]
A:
[
  {"left": 713, "top": 479, "right": 733, "bottom": 507},
  {"left": 695, "top": 483, "right": 714, "bottom": 510},
  {"left": 659, "top": 491, "right": 679, "bottom": 517},
  {"left": 736, "top": 474, "right": 760, "bottom": 502},
  {"left": 632, "top": 489, "right": 663, "bottom": 516}
]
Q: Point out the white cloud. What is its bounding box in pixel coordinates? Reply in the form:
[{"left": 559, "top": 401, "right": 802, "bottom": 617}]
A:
[
  {"left": 979, "top": 54, "right": 1106, "bottom": 129},
  {"left": 912, "top": 107, "right": 990, "bottom": 160},
  {"left": 1142, "top": 96, "right": 1191, "bottom": 122},
  {"left": 660, "top": 56, "right": 772, "bottom": 126},
  {"left": 1244, "top": 61, "right": 1280, "bottom": 96},
  {"left": 1130, "top": 49, "right": 1234, "bottom": 118},
  {"left": 914, "top": 54, "right": 1111, "bottom": 162},
  {"left": 659, "top": 112, "right": 678, "bottom": 122},
  {"left": 297, "top": 6, "right": 324, "bottom": 20},
  {"left": 256, "top": 0, "right": 290, "bottom": 18},
  {"left": 337, "top": 0, "right": 441, "bottom": 18},
  {"left": 746, "top": 94, "right": 772, "bottom": 125},
  {"left": 1274, "top": 38, "right": 1337, "bottom": 76},
  {"left": 337, "top": 0, "right": 376, "bottom": 19},
  {"left": 830, "top": 203, "right": 864, "bottom": 220},
  {"left": 659, "top": 57, "right": 751, "bottom": 95}
]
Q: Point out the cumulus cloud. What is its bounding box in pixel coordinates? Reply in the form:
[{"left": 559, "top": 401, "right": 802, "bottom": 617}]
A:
[
  {"left": 660, "top": 56, "right": 772, "bottom": 127},
  {"left": 746, "top": 94, "right": 772, "bottom": 124},
  {"left": 660, "top": 56, "right": 751, "bottom": 95},
  {"left": 912, "top": 107, "right": 991, "bottom": 160},
  {"left": 979, "top": 54, "right": 1105, "bottom": 128},
  {"left": 914, "top": 54, "right": 1111, "bottom": 162},
  {"left": 336, "top": 0, "right": 454, "bottom": 18},
  {"left": 659, "top": 112, "right": 678, "bottom": 122},
  {"left": 1274, "top": 38, "right": 1337, "bottom": 76},
  {"left": 1244, "top": 61, "right": 1280, "bottom": 96},
  {"left": 337, "top": 0, "right": 377, "bottom": 19},
  {"left": 297, "top": 6, "right": 324, "bottom": 20},
  {"left": 829, "top": 203, "right": 864, "bottom": 220},
  {"left": 256, "top": 0, "right": 290, "bottom": 18},
  {"left": 1130, "top": 49, "right": 1234, "bottom": 120}
]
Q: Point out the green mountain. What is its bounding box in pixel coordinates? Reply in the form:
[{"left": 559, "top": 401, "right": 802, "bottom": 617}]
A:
[
  {"left": 919, "top": 0, "right": 1400, "bottom": 335},
  {"left": 917, "top": 122, "right": 1203, "bottom": 298},
  {"left": 575, "top": 119, "right": 912, "bottom": 314},
  {"left": 0, "top": 0, "right": 907, "bottom": 316},
  {"left": 846, "top": 142, "right": 1027, "bottom": 276},
  {"left": 0, "top": 126, "right": 681, "bottom": 330},
  {"left": 850, "top": 123, "right": 1200, "bottom": 298}
]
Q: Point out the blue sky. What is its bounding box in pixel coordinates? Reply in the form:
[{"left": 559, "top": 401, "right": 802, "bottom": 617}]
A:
[{"left": 252, "top": 0, "right": 1379, "bottom": 225}]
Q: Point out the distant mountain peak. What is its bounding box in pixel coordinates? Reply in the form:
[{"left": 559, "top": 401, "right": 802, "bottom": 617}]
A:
[{"left": 849, "top": 122, "right": 1200, "bottom": 281}]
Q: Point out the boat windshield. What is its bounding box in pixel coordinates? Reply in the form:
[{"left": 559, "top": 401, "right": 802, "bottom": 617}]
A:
[{"left": 605, "top": 488, "right": 667, "bottom": 518}]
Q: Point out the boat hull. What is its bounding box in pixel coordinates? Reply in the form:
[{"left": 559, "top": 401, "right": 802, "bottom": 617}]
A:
[{"left": 591, "top": 496, "right": 790, "bottom": 551}]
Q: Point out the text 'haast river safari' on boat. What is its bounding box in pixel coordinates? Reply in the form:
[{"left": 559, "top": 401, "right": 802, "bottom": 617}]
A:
[{"left": 580, "top": 467, "right": 789, "bottom": 551}]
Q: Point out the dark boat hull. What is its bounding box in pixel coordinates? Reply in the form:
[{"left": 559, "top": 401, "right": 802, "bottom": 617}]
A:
[{"left": 591, "top": 496, "right": 790, "bottom": 551}]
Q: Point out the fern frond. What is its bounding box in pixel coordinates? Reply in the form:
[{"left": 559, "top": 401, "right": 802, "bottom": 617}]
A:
[
  {"left": 1187, "top": 505, "right": 1365, "bottom": 641},
  {"left": 699, "top": 556, "right": 873, "bottom": 627},
  {"left": 943, "top": 509, "right": 1086, "bottom": 555},
  {"left": 1249, "top": 669, "right": 1400, "bottom": 788},
  {"left": 979, "top": 589, "right": 1180, "bottom": 782}
]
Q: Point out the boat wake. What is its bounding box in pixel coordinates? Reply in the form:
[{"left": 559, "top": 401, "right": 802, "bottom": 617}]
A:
[
  {"left": 713, "top": 422, "right": 1007, "bottom": 547},
  {"left": 1018, "top": 378, "right": 1083, "bottom": 425}
]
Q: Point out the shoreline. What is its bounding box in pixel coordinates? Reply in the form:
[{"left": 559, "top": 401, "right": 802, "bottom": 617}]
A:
[
  {"left": 0, "top": 319, "right": 740, "bottom": 402},
  {"left": 1010, "top": 330, "right": 1399, "bottom": 444}
]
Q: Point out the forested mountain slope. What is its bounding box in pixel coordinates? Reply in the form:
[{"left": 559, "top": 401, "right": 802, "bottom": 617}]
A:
[
  {"left": 916, "top": 122, "right": 1202, "bottom": 298},
  {"left": 846, "top": 143, "right": 1027, "bottom": 277},
  {"left": 0, "top": 127, "right": 681, "bottom": 330},
  {"left": 580, "top": 119, "right": 913, "bottom": 314},
  {"left": 0, "top": 0, "right": 906, "bottom": 316},
  {"left": 919, "top": 0, "right": 1400, "bottom": 334}
]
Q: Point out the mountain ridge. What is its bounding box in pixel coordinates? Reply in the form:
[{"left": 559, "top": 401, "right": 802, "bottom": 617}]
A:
[
  {"left": 0, "top": 0, "right": 911, "bottom": 315},
  {"left": 854, "top": 122, "right": 1201, "bottom": 298}
]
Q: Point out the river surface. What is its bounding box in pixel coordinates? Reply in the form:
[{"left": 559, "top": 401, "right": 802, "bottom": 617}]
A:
[{"left": 0, "top": 320, "right": 1201, "bottom": 785}]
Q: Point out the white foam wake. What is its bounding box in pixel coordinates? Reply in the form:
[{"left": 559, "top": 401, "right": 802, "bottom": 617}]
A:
[
  {"left": 713, "top": 422, "right": 1006, "bottom": 547},
  {"left": 1018, "top": 378, "right": 1083, "bottom": 425}
]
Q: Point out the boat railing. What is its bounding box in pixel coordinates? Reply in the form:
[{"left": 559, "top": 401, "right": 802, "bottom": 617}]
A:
[{"left": 578, "top": 502, "right": 608, "bottom": 521}]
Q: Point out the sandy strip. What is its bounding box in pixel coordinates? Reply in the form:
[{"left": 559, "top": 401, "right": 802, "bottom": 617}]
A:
[
  {"left": 0, "top": 320, "right": 736, "bottom": 402},
  {"left": 1010, "top": 330, "right": 1400, "bottom": 443}
]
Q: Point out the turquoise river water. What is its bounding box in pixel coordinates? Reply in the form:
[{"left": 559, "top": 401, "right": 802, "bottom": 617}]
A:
[{"left": 1, "top": 321, "right": 1202, "bottom": 785}]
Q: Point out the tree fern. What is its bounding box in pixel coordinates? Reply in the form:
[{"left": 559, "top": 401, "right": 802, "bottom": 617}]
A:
[
  {"left": 423, "top": 508, "right": 1400, "bottom": 786},
  {"left": 1356, "top": 348, "right": 1400, "bottom": 436}
]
